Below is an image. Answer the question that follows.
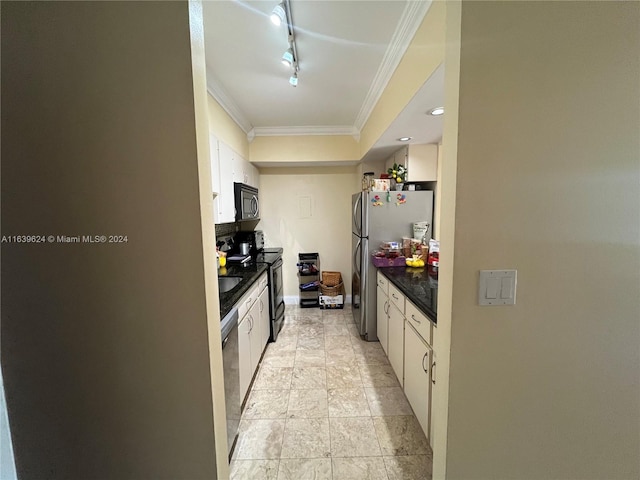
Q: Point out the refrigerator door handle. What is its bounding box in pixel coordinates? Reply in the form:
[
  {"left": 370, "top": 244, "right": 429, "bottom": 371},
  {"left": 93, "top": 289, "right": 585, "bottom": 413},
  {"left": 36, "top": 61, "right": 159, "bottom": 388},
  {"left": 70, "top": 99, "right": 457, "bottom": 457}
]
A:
[
  {"left": 353, "top": 194, "right": 362, "bottom": 236},
  {"left": 359, "top": 237, "right": 368, "bottom": 336},
  {"left": 353, "top": 238, "right": 361, "bottom": 274}
]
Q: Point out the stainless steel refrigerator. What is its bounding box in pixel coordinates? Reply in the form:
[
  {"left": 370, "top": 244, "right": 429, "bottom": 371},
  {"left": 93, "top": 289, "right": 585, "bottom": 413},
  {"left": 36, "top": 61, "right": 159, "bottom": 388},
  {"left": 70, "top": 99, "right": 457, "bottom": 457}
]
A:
[{"left": 352, "top": 190, "right": 434, "bottom": 340}]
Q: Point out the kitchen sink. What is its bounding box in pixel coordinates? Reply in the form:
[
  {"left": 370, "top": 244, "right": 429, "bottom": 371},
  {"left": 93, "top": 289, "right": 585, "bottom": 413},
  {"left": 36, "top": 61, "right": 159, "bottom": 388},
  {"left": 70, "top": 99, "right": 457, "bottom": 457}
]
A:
[{"left": 218, "top": 276, "right": 242, "bottom": 293}]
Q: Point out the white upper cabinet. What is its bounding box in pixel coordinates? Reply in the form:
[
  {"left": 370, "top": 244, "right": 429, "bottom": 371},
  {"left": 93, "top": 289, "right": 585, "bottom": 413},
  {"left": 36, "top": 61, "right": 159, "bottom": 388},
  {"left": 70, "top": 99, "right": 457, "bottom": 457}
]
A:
[
  {"left": 387, "top": 144, "right": 438, "bottom": 182},
  {"left": 233, "top": 154, "right": 259, "bottom": 189},
  {"left": 213, "top": 138, "right": 260, "bottom": 224},
  {"left": 217, "top": 141, "right": 236, "bottom": 224}
]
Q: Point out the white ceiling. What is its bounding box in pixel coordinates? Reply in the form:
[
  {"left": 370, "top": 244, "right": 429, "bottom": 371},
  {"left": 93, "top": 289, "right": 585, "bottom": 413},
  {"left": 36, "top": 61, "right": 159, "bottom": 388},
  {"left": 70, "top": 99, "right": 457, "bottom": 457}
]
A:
[{"left": 202, "top": 0, "right": 444, "bottom": 163}]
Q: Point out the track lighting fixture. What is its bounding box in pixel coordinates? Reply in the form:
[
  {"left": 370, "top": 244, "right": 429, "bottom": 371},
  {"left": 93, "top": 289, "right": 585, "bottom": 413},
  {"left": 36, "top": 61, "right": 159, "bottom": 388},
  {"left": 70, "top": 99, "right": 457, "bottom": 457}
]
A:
[
  {"left": 270, "top": 2, "right": 285, "bottom": 26},
  {"left": 270, "top": 0, "right": 300, "bottom": 86},
  {"left": 282, "top": 47, "right": 294, "bottom": 67},
  {"left": 289, "top": 71, "right": 298, "bottom": 87}
]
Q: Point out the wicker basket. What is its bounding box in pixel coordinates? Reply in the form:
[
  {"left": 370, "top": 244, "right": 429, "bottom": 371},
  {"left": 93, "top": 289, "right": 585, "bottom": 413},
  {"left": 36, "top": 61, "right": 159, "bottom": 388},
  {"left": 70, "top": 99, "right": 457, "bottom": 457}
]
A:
[
  {"left": 322, "top": 271, "right": 342, "bottom": 287},
  {"left": 320, "top": 281, "right": 344, "bottom": 296}
]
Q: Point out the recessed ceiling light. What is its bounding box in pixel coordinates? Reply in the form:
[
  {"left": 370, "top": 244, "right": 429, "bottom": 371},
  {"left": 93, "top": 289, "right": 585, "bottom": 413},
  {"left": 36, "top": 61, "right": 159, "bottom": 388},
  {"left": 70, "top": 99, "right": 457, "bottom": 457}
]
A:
[
  {"left": 397, "top": 137, "right": 412, "bottom": 142},
  {"left": 428, "top": 107, "right": 444, "bottom": 116}
]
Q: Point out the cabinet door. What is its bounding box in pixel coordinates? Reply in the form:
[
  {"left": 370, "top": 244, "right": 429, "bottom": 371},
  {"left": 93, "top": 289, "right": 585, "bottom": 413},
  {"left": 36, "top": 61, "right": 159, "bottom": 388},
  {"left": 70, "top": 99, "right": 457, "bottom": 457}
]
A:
[
  {"left": 249, "top": 163, "right": 260, "bottom": 189},
  {"left": 404, "top": 321, "right": 431, "bottom": 441},
  {"left": 430, "top": 348, "right": 437, "bottom": 444},
  {"left": 238, "top": 316, "right": 252, "bottom": 402},
  {"left": 388, "top": 302, "right": 404, "bottom": 387},
  {"left": 258, "top": 285, "right": 270, "bottom": 348},
  {"left": 232, "top": 153, "right": 248, "bottom": 185},
  {"left": 218, "top": 142, "right": 236, "bottom": 223},
  {"left": 376, "top": 286, "right": 389, "bottom": 355},
  {"left": 248, "top": 300, "right": 263, "bottom": 374},
  {"left": 407, "top": 144, "right": 438, "bottom": 182}
]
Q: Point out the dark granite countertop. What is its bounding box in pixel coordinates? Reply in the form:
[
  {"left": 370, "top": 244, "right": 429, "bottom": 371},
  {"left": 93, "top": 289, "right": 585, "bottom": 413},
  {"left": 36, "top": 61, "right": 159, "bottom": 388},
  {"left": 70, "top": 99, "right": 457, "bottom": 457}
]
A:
[
  {"left": 378, "top": 266, "right": 438, "bottom": 324},
  {"left": 218, "top": 262, "right": 268, "bottom": 320}
]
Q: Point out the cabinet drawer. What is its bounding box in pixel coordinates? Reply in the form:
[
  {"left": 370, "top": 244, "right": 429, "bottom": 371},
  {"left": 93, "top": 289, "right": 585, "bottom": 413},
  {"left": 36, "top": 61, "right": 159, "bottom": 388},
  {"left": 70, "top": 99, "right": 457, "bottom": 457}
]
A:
[
  {"left": 388, "top": 283, "right": 405, "bottom": 314},
  {"left": 238, "top": 283, "right": 259, "bottom": 320},
  {"left": 258, "top": 272, "right": 268, "bottom": 292},
  {"left": 376, "top": 271, "right": 389, "bottom": 296},
  {"left": 406, "top": 300, "right": 431, "bottom": 346}
]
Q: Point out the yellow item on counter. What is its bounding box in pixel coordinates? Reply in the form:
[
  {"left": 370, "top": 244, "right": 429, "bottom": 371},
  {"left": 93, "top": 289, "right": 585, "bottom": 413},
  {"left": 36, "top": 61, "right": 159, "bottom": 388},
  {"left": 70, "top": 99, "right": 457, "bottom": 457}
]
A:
[{"left": 219, "top": 256, "right": 226, "bottom": 267}]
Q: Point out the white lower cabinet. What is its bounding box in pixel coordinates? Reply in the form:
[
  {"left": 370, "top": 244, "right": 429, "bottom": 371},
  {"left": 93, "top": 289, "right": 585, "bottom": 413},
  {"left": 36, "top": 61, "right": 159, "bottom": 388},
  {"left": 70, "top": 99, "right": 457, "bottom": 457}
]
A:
[
  {"left": 237, "top": 272, "right": 269, "bottom": 402},
  {"left": 404, "top": 321, "right": 432, "bottom": 441},
  {"left": 388, "top": 301, "right": 405, "bottom": 387},
  {"left": 248, "top": 300, "right": 262, "bottom": 376},
  {"left": 376, "top": 271, "right": 436, "bottom": 444},
  {"left": 238, "top": 315, "right": 252, "bottom": 400},
  {"left": 376, "top": 285, "right": 389, "bottom": 354}
]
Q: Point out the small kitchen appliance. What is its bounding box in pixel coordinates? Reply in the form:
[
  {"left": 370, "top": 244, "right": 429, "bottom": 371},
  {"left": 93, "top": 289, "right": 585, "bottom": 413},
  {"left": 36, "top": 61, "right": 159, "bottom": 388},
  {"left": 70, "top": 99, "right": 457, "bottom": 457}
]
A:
[
  {"left": 234, "top": 183, "right": 259, "bottom": 222},
  {"left": 235, "top": 230, "right": 264, "bottom": 255}
]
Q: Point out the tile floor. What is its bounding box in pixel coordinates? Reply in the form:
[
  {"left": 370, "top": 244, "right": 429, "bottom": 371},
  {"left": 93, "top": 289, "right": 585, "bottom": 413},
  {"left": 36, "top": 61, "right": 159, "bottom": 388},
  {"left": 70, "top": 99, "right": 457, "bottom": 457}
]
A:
[{"left": 230, "top": 304, "right": 432, "bottom": 480}]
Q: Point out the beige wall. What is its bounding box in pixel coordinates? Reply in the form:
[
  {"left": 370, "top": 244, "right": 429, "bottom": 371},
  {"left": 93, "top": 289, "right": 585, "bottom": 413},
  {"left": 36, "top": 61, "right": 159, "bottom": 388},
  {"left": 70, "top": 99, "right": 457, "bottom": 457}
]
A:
[
  {"left": 359, "top": 1, "right": 445, "bottom": 157},
  {"left": 207, "top": 94, "right": 250, "bottom": 160},
  {"left": 250, "top": 135, "right": 360, "bottom": 164},
  {"left": 188, "top": 2, "right": 229, "bottom": 478},
  {"left": 258, "top": 168, "right": 357, "bottom": 300},
  {"left": 443, "top": 2, "right": 640, "bottom": 479},
  {"left": 1, "top": 2, "right": 219, "bottom": 478}
]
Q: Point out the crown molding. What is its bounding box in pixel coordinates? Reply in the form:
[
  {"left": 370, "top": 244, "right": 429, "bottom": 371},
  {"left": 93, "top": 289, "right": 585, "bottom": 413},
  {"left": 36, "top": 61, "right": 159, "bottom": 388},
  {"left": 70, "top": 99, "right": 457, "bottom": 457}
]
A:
[
  {"left": 353, "top": 0, "right": 433, "bottom": 131},
  {"left": 251, "top": 125, "right": 360, "bottom": 139},
  {"left": 205, "top": 1, "right": 430, "bottom": 144},
  {"left": 206, "top": 71, "right": 253, "bottom": 134}
]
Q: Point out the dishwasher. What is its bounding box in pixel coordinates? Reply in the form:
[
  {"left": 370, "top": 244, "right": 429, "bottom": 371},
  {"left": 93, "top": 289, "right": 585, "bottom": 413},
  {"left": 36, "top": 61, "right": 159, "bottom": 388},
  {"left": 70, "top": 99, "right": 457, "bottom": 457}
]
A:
[{"left": 221, "top": 307, "right": 240, "bottom": 461}]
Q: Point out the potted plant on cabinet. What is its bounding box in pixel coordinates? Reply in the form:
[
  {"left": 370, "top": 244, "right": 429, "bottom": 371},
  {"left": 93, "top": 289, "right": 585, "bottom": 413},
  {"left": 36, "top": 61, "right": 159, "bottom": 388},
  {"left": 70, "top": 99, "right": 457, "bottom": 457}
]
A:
[{"left": 387, "top": 163, "right": 407, "bottom": 190}]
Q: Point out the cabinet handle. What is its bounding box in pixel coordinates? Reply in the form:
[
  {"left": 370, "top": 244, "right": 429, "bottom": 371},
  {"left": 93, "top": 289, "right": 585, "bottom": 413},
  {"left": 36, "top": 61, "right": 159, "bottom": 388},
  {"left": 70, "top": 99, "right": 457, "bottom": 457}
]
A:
[
  {"left": 248, "top": 315, "right": 253, "bottom": 333},
  {"left": 392, "top": 293, "right": 398, "bottom": 300},
  {"left": 422, "top": 352, "right": 428, "bottom": 373},
  {"left": 260, "top": 300, "right": 264, "bottom": 313},
  {"left": 432, "top": 361, "right": 436, "bottom": 384},
  {"left": 411, "top": 314, "right": 421, "bottom": 324},
  {"left": 246, "top": 298, "right": 252, "bottom": 309},
  {"left": 384, "top": 300, "right": 389, "bottom": 315}
]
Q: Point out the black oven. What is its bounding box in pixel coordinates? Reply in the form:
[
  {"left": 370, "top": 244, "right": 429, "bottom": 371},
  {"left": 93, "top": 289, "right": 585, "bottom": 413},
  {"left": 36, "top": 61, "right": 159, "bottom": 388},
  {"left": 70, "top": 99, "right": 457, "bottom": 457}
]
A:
[
  {"left": 255, "top": 248, "right": 285, "bottom": 341},
  {"left": 234, "top": 183, "right": 259, "bottom": 222}
]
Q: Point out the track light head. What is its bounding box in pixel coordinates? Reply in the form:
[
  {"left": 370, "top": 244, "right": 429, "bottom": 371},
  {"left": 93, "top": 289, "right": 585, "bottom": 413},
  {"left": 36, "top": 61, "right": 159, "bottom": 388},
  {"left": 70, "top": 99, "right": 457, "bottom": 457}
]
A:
[
  {"left": 289, "top": 72, "right": 298, "bottom": 87},
  {"left": 270, "top": 2, "right": 285, "bottom": 26},
  {"left": 281, "top": 47, "right": 294, "bottom": 67}
]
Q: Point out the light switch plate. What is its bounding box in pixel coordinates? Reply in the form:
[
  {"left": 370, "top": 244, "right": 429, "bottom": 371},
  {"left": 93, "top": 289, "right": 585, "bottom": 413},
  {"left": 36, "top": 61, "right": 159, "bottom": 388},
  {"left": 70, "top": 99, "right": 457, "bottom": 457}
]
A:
[{"left": 479, "top": 270, "right": 517, "bottom": 305}]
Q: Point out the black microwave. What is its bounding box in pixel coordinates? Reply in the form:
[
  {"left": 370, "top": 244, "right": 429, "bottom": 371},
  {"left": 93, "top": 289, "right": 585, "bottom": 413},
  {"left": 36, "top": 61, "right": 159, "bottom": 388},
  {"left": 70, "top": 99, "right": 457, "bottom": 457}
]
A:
[{"left": 234, "top": 183, "right": 259, "bottom": 222}]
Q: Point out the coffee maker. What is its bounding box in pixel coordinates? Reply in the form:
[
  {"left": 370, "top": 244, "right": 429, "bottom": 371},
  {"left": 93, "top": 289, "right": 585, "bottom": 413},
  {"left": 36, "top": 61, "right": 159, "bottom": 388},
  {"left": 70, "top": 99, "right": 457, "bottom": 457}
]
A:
[{"left": 234, "top": 230, "right": 264, "bottom": 256}]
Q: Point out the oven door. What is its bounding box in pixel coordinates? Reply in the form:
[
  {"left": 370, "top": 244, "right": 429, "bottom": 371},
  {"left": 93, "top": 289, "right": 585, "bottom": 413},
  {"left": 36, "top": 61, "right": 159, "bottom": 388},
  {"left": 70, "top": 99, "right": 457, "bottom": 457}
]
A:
[{"left": 270, "top": 258, "right": 285, "bottom": 338}]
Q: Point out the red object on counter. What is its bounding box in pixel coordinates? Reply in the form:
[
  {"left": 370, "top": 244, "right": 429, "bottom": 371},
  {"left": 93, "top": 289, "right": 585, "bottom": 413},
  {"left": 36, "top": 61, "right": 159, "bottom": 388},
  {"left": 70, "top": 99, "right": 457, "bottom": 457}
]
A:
[{"left": 372, "top": 256, "right": 406, "bottom": 267}]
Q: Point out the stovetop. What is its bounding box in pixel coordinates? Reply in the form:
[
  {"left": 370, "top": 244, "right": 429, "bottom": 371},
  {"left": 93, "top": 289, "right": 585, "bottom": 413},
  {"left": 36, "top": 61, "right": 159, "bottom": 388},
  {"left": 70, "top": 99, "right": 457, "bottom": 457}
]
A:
[
  {"left": 254, "top": 248, "right": 283, "bottom": 265},
  {"left": 226, "top": 247, "right": 282, "bottom": 265}
]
